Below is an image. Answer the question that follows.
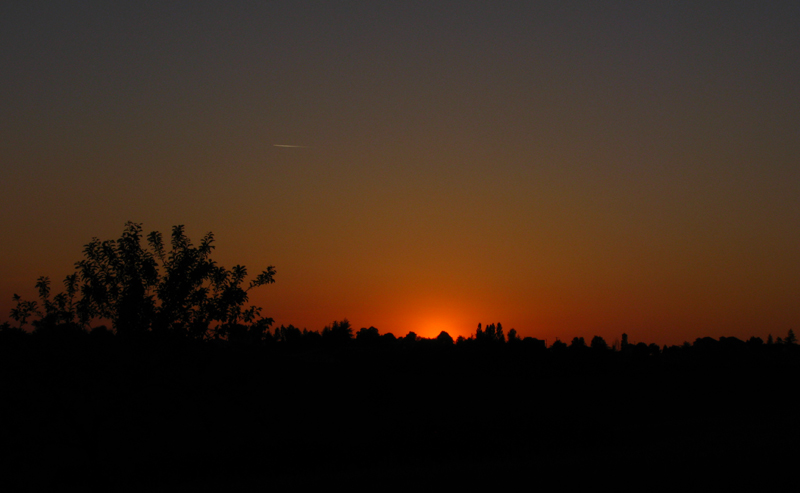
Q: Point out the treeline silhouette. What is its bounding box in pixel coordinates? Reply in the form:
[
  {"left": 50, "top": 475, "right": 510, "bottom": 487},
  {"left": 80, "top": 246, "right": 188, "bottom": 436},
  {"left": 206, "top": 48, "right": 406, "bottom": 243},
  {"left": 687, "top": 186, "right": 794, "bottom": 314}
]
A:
[{"left": 3, "top": 223, "right": 799, "bottom": 489}]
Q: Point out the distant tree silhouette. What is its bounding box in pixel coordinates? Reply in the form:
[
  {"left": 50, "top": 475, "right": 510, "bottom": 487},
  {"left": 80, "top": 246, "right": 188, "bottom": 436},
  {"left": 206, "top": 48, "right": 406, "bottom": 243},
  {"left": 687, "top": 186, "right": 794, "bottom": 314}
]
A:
[
  {"left": 356, "top": 326, "right": 381, "bottom": 344},
  {"left": 570, "top": 337, "right": 586, "bottom": 348},
  {"left": 590, "top": 335, "right": 608, "bottom": 352},
  {"left": 484, "top": 323, "right": 495, "bottom": 341},
  {"left": 483, "top": 323, "right": 495, "bottom": 342},
  {"left": 786, "top": 329, "right": 797, "bottom": 345},
  {"left": 276, "top": 324, "right": 303, "bottom": 344},
  {"left": 322, "top": 319, "right": 353, "bottom": 344},
  {"left": 403, "top": 331, "right": 418, "bottom": 343},
  {"left": 522, "top": 337, "right": 547, "bottom": 351},
  {"left": 746, "top": 336, "right": 763, "bottom": 347},
  {"left": 626, "top": 341, "right": 648, "bottom": 358},
  {"left": 302, "top": 328, "right": 323, "bottom": 346},
  {"left": 435, "top": 331, "right": 454, "bottom": 345},
  {"left": 476, "top": 323, "right": 505, "bottom": 343}
]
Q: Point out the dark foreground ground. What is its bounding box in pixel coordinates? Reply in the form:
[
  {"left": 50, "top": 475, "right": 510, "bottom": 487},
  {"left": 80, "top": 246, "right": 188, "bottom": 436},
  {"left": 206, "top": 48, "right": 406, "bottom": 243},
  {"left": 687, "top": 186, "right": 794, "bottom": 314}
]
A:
[{"left": 2, "top": 334, "right": 798, "bottom": 491}]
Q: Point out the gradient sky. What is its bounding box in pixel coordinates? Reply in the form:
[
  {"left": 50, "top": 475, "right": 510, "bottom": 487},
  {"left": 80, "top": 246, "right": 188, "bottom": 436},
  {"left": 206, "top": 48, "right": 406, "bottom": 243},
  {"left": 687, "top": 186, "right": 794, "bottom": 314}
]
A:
[{"left": 2, "top": 1, "right": 799, "bottom": 345}]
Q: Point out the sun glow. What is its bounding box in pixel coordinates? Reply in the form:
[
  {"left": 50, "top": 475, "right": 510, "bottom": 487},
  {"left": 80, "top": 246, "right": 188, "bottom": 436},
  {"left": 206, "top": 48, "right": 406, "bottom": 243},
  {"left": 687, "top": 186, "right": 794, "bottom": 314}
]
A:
[{"left": 412, "top": 314, "right": 465, "bottom": 340}]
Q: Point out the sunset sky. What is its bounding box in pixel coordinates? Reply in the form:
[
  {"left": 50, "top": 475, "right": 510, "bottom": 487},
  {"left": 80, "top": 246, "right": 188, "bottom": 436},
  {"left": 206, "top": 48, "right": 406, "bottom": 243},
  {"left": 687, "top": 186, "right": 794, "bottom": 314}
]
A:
[{"left": 2, "top": 1, "right": 799, "bottom": 346}]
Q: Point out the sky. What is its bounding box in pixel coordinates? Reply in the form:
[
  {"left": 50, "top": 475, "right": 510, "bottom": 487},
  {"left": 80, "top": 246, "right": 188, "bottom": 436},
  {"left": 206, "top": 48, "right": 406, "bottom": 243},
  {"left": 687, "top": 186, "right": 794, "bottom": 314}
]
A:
[{"left": 2, "top": 1, "right": 799, "bottom": 346}]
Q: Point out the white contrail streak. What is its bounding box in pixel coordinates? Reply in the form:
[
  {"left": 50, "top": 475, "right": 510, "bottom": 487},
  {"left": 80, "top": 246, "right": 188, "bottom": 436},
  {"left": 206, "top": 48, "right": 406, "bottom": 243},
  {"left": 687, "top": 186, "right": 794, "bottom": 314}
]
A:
[{"left": 273, "top": 144, "right": 308, "bottom": 148}]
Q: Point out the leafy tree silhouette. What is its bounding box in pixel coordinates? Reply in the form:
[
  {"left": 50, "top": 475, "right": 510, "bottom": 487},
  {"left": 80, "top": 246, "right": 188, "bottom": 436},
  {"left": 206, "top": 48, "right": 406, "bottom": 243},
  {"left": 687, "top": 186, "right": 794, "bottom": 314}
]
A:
[
  {"left": 29, "top": 276, "right": 85, "bottom": 337},
  {"left": 435, "top": 331, "right": 454, "bottom": 345},
  {"left": 476, "top": 322, "right": 505, "bottom": 344},
  {"left": 10, "top": 221, "right": 276, "bottom": 339},
  {"left": 276, "top": 324, "right": 304, "bottom": 344},
  {"left": 9, "top": 293, "right": 38, "bottom": 329},
  {"left": 590, "top": 335, "right": 609, "bottom": 352},
  {"left": 356, "top": 326, "right": 381, "bottom": 344},
  {"left": 551, "top": 338, "right": 567, "bottom": 352},
  {"left": 322, "top": 319, "right": 353, "bottom": 344},
  {"left": 482, "top": 323, "right": 496, "bottom": 342},
  {"left": 74, "top": 222, "right": 162, "bottom": 334},
  {"left": 570, "top": 336, "right": 586, "bottom": 348},
  {"left": 746, "top": 336, "right": 764, "bottom": 347},
  {"left": 403, "top": 331, "right": 418, "bottom": 343},
  {"left": 10, "top": 274, "right": 83, "bottom": 336}
]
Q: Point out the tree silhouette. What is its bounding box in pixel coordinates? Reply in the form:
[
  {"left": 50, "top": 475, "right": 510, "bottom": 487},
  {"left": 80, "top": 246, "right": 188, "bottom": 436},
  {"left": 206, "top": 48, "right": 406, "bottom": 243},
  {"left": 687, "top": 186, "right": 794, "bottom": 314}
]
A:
[
  {"left": 10, "top": 274, "right": 82, "bottom": 335},
  {"left": 356, "top": 326, "right": 381, "bottom": 344},
  {"left": 10, "top": 221, "right": 276, "bottom": 339},
  {"left": 435, "top": 331, "right": 454, "bottom": 345},
  {"left": 476, "top": 322, "right": 505, "bottom": 343},
  {"left": 570, "top": 337, "right": 586, "bottom": 348},
  {"left": 590, "top": 335, "right": 608, "bottom": 352},
  {"left": 403, "top": 331, "right": 418, "bottom": 343},
  {"left": 76, "top": 222, "right": 159, "bottom": 335},
  {"left": 9, "top": 293, "right": 38, "bottom": 329},
  {"left": 322, "top": 319, "right": 353, "bottom": 344}
]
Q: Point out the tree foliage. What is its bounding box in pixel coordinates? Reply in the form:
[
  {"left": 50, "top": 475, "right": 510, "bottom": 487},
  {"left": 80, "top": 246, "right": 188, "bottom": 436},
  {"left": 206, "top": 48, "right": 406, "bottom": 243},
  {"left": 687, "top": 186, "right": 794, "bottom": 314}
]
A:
[
  {"left": 322, "top": 319, "right": 353, "bottom": 344},
  {"left": 10, "top": 222, "right": 276, "bottom": 340},
  {"left": 475, "top": 322, "right": 506, "bottom": 344}
]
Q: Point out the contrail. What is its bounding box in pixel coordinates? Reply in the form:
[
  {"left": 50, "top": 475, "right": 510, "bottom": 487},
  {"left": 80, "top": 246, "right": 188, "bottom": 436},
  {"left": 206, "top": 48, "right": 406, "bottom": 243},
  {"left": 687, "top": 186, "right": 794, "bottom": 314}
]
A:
[{"left": 273, "top": 144, "right": 308, "bottom": 148}]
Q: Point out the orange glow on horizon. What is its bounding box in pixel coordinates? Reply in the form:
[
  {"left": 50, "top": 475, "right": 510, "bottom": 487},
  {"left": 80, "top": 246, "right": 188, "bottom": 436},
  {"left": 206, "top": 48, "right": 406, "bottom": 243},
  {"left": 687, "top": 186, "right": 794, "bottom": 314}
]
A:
[
  {"left": 2, "top": 3, "right": 799, "bottom": 349},
  {"left": 413, "top": 317, "right": 460, "bottom": 340}
]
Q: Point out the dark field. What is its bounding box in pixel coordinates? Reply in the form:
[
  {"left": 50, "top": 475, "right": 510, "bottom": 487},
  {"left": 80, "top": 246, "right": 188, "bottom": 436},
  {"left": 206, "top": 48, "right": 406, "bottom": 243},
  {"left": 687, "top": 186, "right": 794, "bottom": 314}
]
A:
[{"left": 2, "top": 332, "right": 798, "bottom": 490}]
